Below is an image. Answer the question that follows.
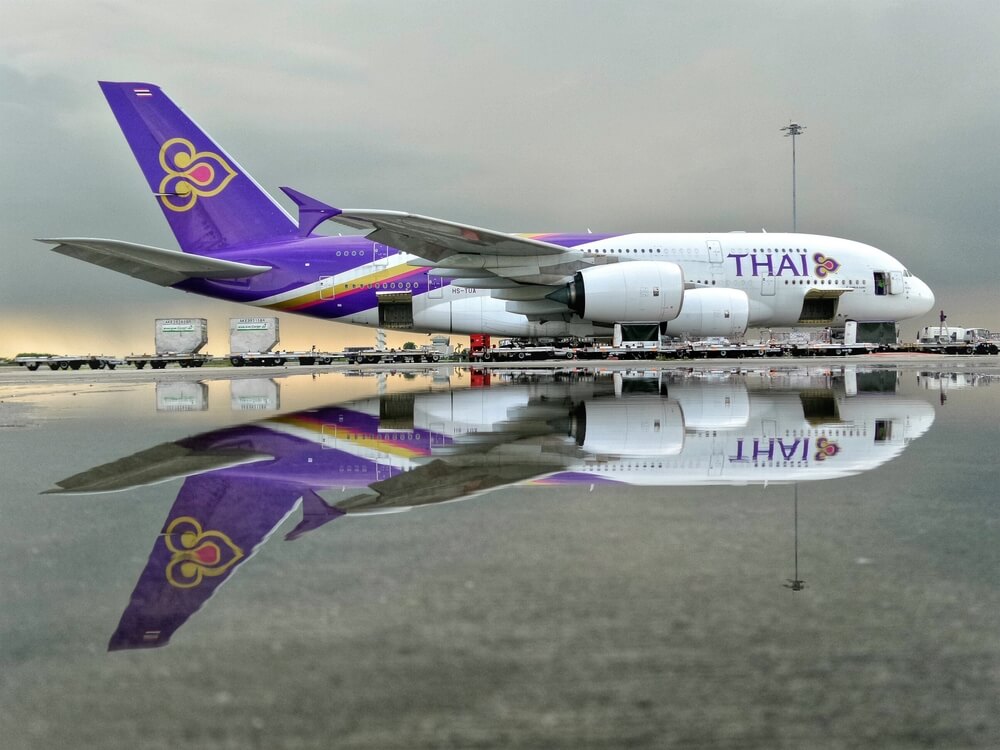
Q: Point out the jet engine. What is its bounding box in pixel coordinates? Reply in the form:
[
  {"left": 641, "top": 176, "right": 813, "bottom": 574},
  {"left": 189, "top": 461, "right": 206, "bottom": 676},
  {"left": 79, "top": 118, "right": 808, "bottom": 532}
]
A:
[
  {"left": 553, "top": 261, "right": 684, "bottom": 323},
  {"left": 570, "top": 397, "right": 684, "bottom": 456},
  {"left": 662, "top": 288, "right": 749, "bottom": 338}
]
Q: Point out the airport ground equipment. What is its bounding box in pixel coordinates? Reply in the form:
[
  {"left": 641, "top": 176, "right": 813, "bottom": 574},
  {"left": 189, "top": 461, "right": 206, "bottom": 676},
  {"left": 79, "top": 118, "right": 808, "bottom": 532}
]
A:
[
  {"left": 227, "top": 317, "right": 338, "bottom": 366},
  {"left": 127, "top": 317, "right": 213, "bottom": 369},
  {"left": 909, "top": 326, "right": 999, "bottom": 355},
  {"left": 341, "top": 347, "right": 442, "bottom": 365},
  {"left": 14, "top": 355, "right": 124, "bottom": 371},
  {"left": 125, "top": 353, "right": 213, "bottom": 369}
]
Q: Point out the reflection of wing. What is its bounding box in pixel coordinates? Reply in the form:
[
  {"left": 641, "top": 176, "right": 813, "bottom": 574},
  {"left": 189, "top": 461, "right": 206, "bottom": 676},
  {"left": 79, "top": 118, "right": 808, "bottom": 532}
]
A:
[
  {"left": 326, "top": 438, "right": 581, "bottom": 513},
  {"left": 43, "top": 442, "right": 271, "bottom": 494},
  {"left": 109, "top": 473, "right": 306, "bottom": 651}
]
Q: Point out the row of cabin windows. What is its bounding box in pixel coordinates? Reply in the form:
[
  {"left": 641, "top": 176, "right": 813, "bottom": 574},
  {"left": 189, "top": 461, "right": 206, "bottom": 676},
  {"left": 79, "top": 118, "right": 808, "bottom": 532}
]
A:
[
  {"left": 784, "top": 279, "right": 866, "bottom": 285},
  {"left": 584, "top": 247, "right": 810, "bottom": 255},
  {"left": 345, "top": 281, "right": 419, "bottom": 290},
  {"left": 337, "top": 246, "right": 824, "bottom": 258}
]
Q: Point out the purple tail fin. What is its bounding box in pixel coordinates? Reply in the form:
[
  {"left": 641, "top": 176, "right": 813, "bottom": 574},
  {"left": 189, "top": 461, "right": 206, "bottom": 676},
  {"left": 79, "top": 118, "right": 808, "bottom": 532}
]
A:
[{"left": 99, "top": 81, "right": 298, "bottom": 254}]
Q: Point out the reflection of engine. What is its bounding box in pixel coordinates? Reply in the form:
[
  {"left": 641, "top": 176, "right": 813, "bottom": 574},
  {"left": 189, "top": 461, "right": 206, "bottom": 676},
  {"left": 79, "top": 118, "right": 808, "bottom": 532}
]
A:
[
  {"left": 571, "top": 397, "right": 684, "bottom": 455},
  {"left": 668, "top": 383, "right": 750, "bottom": 430},
  {"left": 559, "top": 262, "right": 684, "bottom": 323},
  {"left": 661, "top": 288, "right": 750, "bottom": 338}
]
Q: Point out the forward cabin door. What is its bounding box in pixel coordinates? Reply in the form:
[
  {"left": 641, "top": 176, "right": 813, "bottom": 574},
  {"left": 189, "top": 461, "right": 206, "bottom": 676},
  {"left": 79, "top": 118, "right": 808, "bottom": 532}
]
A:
[
  {"left": 888, "top": 271, "right": 904, "bottom": 294},
  {"left": 707, "top": 240, "right": 725, "bottom": 284},
  {"left": 373, "top": 242, "right": 391, "bottom": 268}
]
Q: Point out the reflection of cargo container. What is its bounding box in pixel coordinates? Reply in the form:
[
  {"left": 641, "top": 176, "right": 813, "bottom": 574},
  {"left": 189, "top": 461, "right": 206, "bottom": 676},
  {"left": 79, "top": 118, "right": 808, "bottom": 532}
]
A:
[
  {"left": 156, "top": 382, "right": 208, "bottom": 412},
  {"left": 230, "top": 379, "right": 280, "bottom": 411}
]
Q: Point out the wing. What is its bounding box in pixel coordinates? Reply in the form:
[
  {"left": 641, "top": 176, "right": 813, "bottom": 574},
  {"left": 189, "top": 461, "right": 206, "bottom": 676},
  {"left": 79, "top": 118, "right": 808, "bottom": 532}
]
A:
[
  {"left": 39, "top": 238, "right": 271, "bottom": 286},
  {"left": 281, "top": 188, "right": 616, "bottom": 317}
]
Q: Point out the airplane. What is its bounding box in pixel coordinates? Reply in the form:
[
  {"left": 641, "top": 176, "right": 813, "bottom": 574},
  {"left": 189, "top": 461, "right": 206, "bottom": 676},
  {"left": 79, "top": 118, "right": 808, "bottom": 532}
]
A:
[
  {"left": 46, "top": 367, "right": 935, "bottom": 649},
  {"left": 40, "top": 82, "right": 935, "bottom": 342}
]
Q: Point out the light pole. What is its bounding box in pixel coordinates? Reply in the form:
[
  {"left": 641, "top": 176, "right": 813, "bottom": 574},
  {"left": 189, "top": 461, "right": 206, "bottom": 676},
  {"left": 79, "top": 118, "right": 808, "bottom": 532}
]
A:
[{"left": 780, "top": 122, "right": 805, "bottom": 232}]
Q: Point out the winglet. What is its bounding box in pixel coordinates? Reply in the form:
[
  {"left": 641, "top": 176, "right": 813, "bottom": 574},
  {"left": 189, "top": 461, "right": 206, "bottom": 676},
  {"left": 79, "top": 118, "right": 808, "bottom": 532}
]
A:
[{"left": 280, "top": 187, "right": 342, "bottom": 237}]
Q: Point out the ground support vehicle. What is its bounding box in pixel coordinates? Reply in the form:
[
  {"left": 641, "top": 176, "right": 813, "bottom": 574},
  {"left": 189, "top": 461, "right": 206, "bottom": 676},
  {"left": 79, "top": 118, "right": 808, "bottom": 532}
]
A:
[
  {"left": 228, "top": 351, "right": 338, "bottom": 367},
  {"left": 125, "top": 353, "right": 213, "bottom": 369},
  {"left": 15, "top": 355, "right": 124, "bottom": 371},
  {"left": 903, "top": 340, "right": 999, "bottom": 355},
  {"left": 343, "top": 348, "right": 442, "bottom": 365}
]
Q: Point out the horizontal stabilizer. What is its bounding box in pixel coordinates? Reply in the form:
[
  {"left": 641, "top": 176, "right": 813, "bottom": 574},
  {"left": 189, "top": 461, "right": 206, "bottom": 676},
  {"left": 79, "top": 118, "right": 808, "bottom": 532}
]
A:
[{"left": 39, "top": 238, "right": 271, "bottom": 286}]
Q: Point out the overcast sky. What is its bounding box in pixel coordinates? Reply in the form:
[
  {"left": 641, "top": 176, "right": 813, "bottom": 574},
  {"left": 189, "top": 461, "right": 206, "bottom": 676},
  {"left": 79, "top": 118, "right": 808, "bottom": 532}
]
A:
[{"left": 2, "top": 0, "right": 998, "bottom": 356}]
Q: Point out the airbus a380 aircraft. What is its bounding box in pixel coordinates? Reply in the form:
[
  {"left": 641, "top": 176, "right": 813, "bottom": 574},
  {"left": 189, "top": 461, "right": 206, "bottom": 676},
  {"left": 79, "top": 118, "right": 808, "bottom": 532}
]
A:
[{"left": 42, "top": 82, "right": 935, "bottom": 340}]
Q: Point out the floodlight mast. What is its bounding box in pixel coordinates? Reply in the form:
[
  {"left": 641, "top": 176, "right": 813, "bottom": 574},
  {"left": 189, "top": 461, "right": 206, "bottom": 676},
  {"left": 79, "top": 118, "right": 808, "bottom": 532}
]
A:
[{"left": 780, "top": 122, "right": 806, "bottom": 232}]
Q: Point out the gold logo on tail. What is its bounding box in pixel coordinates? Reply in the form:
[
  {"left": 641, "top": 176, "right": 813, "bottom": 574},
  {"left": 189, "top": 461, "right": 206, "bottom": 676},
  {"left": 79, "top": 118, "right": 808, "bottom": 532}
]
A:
[
  {"left": 158, "top": 138, "right": 237, "bottom": 212},
  {"left": 164, "top": 516, "right": 244, "bottom": 588}
]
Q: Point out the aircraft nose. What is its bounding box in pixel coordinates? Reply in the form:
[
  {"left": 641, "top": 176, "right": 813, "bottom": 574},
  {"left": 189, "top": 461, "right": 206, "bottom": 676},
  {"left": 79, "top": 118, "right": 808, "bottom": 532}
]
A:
[{"left": 911, "top": 276, "right": 935, "bottom": 316}]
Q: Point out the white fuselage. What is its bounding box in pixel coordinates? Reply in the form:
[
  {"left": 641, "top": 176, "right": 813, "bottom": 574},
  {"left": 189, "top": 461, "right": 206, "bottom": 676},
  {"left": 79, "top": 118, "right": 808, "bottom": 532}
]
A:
[{"left": 329, "top": 232, "right": 934, "bottom": 337}]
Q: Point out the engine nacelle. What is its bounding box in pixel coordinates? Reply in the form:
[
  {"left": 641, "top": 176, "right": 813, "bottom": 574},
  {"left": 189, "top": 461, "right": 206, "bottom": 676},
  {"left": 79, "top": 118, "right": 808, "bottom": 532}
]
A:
[
  {"left": 571, "top": 398, "right": 684, "bottom": 456},
  {"left": 662, "top": 288, "right": 749, "bottom": 338},
  {"left": 559, "top": 261, "right": 684, "bottom": 323}
]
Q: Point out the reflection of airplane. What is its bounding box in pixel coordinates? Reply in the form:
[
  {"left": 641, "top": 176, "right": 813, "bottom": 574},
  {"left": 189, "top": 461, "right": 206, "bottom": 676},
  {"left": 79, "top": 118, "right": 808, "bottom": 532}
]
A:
[
  {"left": 42, "top": 82, "right": 934, "bottom": 340},
  {"left": 49, "top": 370, "right": 935, "bottom": 650}
]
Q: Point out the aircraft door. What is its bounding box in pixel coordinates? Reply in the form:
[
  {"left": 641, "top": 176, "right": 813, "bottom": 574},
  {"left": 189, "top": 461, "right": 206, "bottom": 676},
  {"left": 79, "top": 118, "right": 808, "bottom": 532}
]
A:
[
  {"left": 373, "top": 243, "right": 390, "bottom": 268},
  {"left": 706, "top": 240, "right": 723, "bottom": 263},
  {"left": 889, "top": 271, "right": 904, "bottom": 294},
  {"left": 319, "top": 276, "right": 336, "bottom": 299},
  {"left": 707, "top": 240, "right": 725, "bottom": 283},
  {"left": 761, "top": 275, "right": 776, "bottom": 296},
  {"left": 376, "top": 459, "right": 395, "bottom": 482},
  {"left": 430, "top": 423, "right": 448, "bottom": 448},
  {"left": 429, "top": 275, "right": 444, "bottom": 299}
]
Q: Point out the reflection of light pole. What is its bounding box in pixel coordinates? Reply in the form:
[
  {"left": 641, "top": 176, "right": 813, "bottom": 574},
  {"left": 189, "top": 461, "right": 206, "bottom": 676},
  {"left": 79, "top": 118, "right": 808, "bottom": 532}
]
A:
[
  {"left": 780, "top": 122, "right": 806, "bottom": 232},
  {"left": 784, "top": 484, "right": 806, "bottom": 591}
]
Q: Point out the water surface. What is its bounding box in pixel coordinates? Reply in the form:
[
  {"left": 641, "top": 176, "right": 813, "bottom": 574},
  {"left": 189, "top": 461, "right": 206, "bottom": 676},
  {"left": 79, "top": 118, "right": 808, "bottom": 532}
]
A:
[{"left": 2, "top": 364, "right": 998, "bottom": 749}]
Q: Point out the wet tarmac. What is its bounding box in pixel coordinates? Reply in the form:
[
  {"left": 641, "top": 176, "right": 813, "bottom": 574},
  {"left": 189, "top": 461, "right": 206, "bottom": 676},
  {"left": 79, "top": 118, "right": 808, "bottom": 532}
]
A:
[{"left": 2, "top": 363, "right": 999, "bottom": 749}]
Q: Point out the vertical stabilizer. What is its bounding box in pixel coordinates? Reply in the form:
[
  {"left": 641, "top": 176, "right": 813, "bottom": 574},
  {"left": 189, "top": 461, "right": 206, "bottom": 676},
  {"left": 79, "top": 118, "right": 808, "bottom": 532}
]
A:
[{"left": 99, "top": 81, "right": 298, "bottom": 253}]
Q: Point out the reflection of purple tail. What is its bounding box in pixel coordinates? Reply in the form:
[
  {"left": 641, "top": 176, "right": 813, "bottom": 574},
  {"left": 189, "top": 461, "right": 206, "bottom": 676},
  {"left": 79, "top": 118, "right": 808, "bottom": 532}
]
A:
[
  {"left": 99, "top": 81, "right": 298, "bottom": 254},
  {"left": 108, "top": 473, "right": 304, "bottom": 651}
]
